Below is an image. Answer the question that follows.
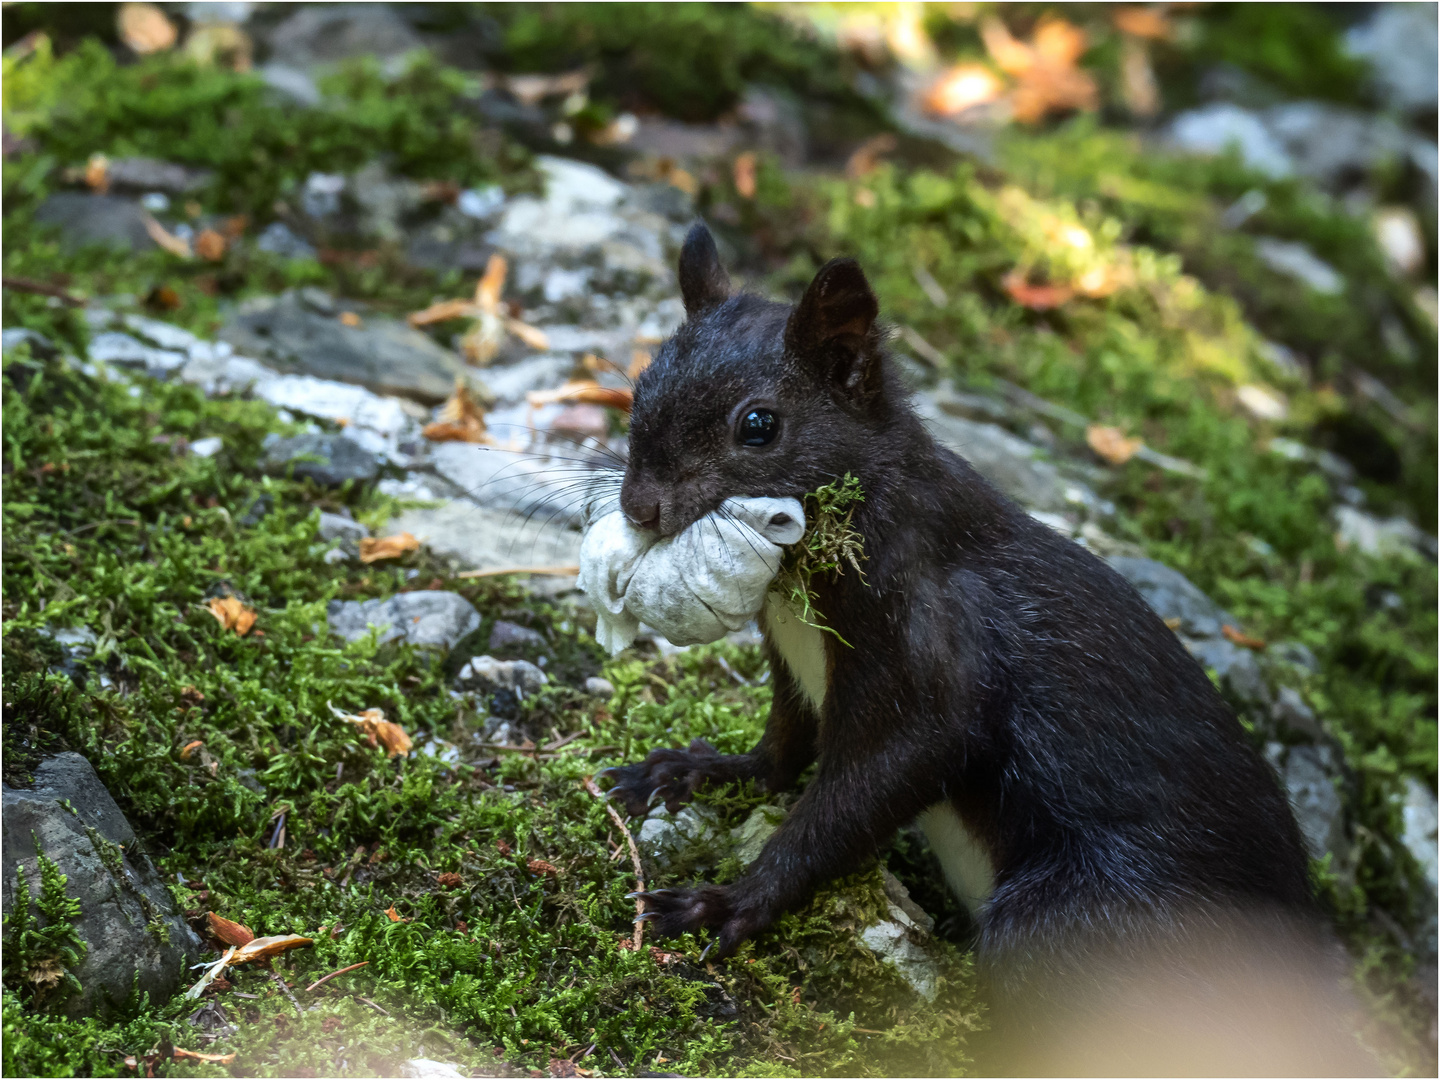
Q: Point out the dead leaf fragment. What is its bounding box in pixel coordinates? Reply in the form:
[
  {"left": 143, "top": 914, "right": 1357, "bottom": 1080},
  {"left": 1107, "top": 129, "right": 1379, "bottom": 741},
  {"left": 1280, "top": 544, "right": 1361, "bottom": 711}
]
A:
[
  {"left": 118, "top": 2, "right": 176, "bottom": 54},
  {"left": 733, "top": 151, "right": 757, "bottom": 199},
  {"left": 924, "top": 65, "right": 1004, "bottom": 117},
  {"left": 1113, "top": 6, "right": 1172, "bottom": 40},
  {"left": 525, "top": 379, "right": 633, "bottom": 412},
  {"left": 384, "top": 905, "right": 410, "bottom": 923},
  {"left": 179, "top": 740, "right": 204, "bottom": 762},
  {"left": 423, "top": 378, "right": 492, "bottom": 444},
  {"left": 172, "top": 1049, "right": 237, "bottom": 1065},
  {"left": 1221, "top": 624, "right": 1267, "bottom": 651},
  {"left": 329, "top": 703, "right": 413, "bottom": 758},
  {"left": 527, "top": 858, "right": 560, "bottom": 877},
  {"left": 1086, "top": 425, "right": 1144, "bottom": 466},
  {"left": 141, "top": 211, "right": 193, "bottom": 258},
  {"left": 1003, "top": 270, "right": 1074, "bottom": 310},
  {"left": 195, "top": 229, "right": 227, "bottom": 262},
  {"left": 85, "top": 153, "right": 110, "bottom": 194},
  {"left": 25, "top": 957, "right": 64, "bottom": 990},
  {"left": 982, "top": 16, "right": 1097, "bottom": 123},
  {"left": 230, "top": 934, "right": 313, "bottom": 964},
  {"left": 206, "top": 596, "right": 257, "bottom": 636},
  {"left": 339, "top": 311, "right": 362, "bottom": 328},
  {"left": 410, "top": 254, "right": 547, "bottom": 364},
  {"left": 437, "top": 872, "right": 464, "bottom": 889},
  {"left": 205, "top": 913, "right": 255, "bottom": 948},
  {"left": 358, "top": 532, "right": 420, "bottom": 563}
]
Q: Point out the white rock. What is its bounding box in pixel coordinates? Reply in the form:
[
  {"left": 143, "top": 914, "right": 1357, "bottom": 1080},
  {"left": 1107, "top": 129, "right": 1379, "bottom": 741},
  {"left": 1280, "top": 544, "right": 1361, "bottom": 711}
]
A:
[
  {"left": 88, "top": 332, "right": 189, "bottom": 377},
  {"left": 860, "top": 918, "right": 943, "bottom": 1000},
  {"left": 400, "top": 1060, "right": 465, "bottom": 1079},
  {"left": 1236, "top": 384, "right": 1288, "bottom": 421},
  {"left": 1168, "top": 104, "right": 1293, "bottom": 179},
  {"left": 1345, "top": 3, "right": 1439, "bottom": 113},
  {"left": 457, "top": 185, "right": 505, "bottom": 220},
  {"left": 1334, "top": 505, "right": 1431, "bottom": 559},
  {"left": 584, "top": 676, "right": 615, "bottom": 698},
  {"left": 189, "top": 436, "right": 224, "bottom": 458},
  {"left": 178, "top": 351, "right": 275, "bottom": 396},
  {"left": 1400, "top": 776, "right": 1438, "bottom": 891},
  {"left": 327, "top": 591, "right": 482, "bottom": 650},
  {"left": 252, "top": 374, "right": 414, "bottom": 452},
  {"left": 1254, "top": 238, "right": 1345, "bottom": 296},
  {"left": 122, "top": 314, "right": 202, "bottom": 353},
  {"left": 385, "top": 498, "right": 581, "bottom": 575},
  {"left": 1373, "top": 207, "right": 1425, "bottom": 277},
  {"left": 482, "top": 353, "right": 577, "bottom": 405}
]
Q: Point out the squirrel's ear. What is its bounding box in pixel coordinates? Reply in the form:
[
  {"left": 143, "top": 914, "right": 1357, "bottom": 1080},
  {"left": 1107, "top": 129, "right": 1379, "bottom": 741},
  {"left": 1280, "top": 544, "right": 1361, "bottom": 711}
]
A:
[
  {"left": 785, "top": 258, "right": 881, "bottom": 401},
  {"left": 678, "top": 222, "right": 730, "bottom": 317}
]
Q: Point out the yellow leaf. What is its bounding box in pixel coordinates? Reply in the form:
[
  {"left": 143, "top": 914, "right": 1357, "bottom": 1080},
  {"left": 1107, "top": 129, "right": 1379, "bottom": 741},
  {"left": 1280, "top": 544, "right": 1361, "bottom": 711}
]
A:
[
  {"left": 422, "top": 379, "right": 492, "bottom": 444},
  {"left": 339, "top": 311, "right": 362, "bottom": 327},
  {"left": 505, "top": 318, "right": 550, "bottom": 350},
  {"left": 206, "top": 596, "right": 257, "bottom": 636},
  {"left": 1086, "top": 425, "right": 1144, "bottom": 466},
  {"left": 525, "top": 380, "right": 633, "bottom": 412},
  {"left": 408, "top": 298, "right": 479, "bottom": 328},
  {"left": 981, "top": 16, "right": 1097, "bottom": 124},
  {"left": 84, "top": 153, "right": 109, "bottom": 194},
  {"left": 358, "top": 532, "right": 420, "bottom": 563}
]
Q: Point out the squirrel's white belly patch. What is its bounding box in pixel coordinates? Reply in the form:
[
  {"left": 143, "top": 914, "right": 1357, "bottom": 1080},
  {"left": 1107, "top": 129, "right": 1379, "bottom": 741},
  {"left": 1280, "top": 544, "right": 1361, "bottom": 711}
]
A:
[
  {"left": 763, "top": 592, "right": 828, "bottom": 713},
  {"left": 920, "top": 802, "right": 996, "bottom": 916}
]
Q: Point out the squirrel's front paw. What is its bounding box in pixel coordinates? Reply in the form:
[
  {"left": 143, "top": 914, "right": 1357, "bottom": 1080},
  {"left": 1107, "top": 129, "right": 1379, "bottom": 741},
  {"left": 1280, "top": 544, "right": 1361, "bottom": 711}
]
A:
[
  {"left": 631, "top": 886, "right": 768, "bottom": 958},
  {"left": 598, "top": 738, "right": 723, "bottom": 816}
]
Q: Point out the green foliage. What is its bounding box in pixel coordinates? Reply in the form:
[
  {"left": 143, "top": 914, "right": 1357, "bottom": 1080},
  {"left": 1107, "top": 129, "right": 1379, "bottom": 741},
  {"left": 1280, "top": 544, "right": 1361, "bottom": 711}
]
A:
[
  {"left": 2, "top": 849, "right": 88, "bottom": 1007},
  {"left": 771, "top": 474, "right": 867, "bottom": 642}
]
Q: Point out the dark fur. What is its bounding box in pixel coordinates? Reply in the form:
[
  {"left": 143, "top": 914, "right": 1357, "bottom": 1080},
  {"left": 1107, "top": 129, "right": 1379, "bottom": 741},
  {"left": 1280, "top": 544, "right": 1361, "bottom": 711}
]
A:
[{"left": 605, "top": 225, "right": 1332, "bottom": 1065}]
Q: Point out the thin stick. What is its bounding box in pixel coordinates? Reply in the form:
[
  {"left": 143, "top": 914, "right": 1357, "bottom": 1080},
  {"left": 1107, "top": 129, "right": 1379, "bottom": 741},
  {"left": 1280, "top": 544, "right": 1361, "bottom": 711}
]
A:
[
  {"left": 584, "top": 777, "right": 645, "bottom": 949},
  {"left": 304, "top": 961, "right": 368, "bottom": 992},
  {"left": 269, "top": 970, "right": 303, "bottom": 1017},
  {"left": 356, "top": 995, "right": 390, "bottom": 1017},
  {"left": 456, "top": 564, "right": 579, "bottom": 579},
  {"left": 2, "top": 275, "right": 85, "bottom": 306}
]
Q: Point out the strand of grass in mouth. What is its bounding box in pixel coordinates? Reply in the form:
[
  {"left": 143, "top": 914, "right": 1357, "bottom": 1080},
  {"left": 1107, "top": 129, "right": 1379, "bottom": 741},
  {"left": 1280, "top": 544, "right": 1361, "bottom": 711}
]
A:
[{"left": 770, "top": 473, "right": 867, "bottom": 645}]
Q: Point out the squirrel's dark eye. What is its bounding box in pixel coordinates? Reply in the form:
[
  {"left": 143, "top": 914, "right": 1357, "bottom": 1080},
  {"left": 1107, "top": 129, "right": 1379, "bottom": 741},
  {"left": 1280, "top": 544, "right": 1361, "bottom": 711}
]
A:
[{"left": 738, "top": 408, "right": 777, "bottom": 447}]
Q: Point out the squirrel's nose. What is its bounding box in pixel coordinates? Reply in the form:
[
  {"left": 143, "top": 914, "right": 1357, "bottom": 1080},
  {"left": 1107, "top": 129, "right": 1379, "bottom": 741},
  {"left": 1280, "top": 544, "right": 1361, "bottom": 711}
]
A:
[{"left": 624, "top": 502, "right": 660, "bottom": 531}]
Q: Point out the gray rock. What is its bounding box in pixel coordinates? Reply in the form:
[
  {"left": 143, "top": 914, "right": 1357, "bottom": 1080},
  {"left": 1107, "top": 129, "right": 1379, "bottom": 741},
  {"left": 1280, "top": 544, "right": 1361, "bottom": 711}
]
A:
[
  {"left": 635, "top": 804, "right": 722, "bottom": 869},
  {"left": 258, "top": 64, "right": 322, "bottom": 107},
  {"left": 489, "top": 620, "right": 547, "bottom": 653},
  {"left": 1168, "top": 104, "right": 1293, "bottom": 179},
  {"left": 177, "top": 350, "right": 275, "bottom": 397},
  {"left": 881, "top": 867, "right": 936, "bottom": 935},
  {"left": 1106, "top": 556, "right": 1236, "bottom": 639},
  {"left": 1346, "top": 4, "right": 1439, "bottom": 114},
  {"left": 121, "top": 315, "right": 201, "bottom": 354},
  {"left": 1, "top": 753, "right": 204, "bottom": 1017},
  {"left": 1334, "top": 505, "right": 1433, "bottom": 560},
  {"left": 253, "top": 374, "right": 418, "bottom": 457},
  {"left": 2, "top": 328, "right": 58, "bottom": 359},
  {"left": 482, "top": 353, "right": 578, "bottom": 405},
  {"left": 401, "top": 1060, "right": 466, "bottom": 1079},
  {"left": 1283, "top": 746, "right": 1346, "bottom": 863},
  {"left": 103, "top": 157, "right": 213, "bottom": 195},
  {"left": 384, "top": 499, "right": 582, "bottom": 576},
  {"left": 1271, "top": 686, "right": 1324, "bottom": 740},
  {"left": 584, "top": 676, "right": 615, "bottom": 698},
  {"left": 87, "top": 332, "right": 189, "bottom": 378},
  {"left": 218, "top": 291, "right": 481, "bottom": 405},
  {"left": 1400, "top": 777, "right": 1438, "bottom": 892},
  {"left": 255, "top": 221, "right": 317, "bottom": 260},
  {"left": 317, "top": 511, "right": 369, "bottom": 543},
  {"left": 33, "top": 193, "right": 157, "bottom": 253},
  {"left": 1185, "top": 636, "right": 1272, "bottom": 707},
  {"left": 263, "top": 3, "right": 424, "bottom": 69},
  {"left": 732, "top": 806, "right": 781, "bottom": 866},
  {"left": 262, "top": 432, "right": 379, "bottom": 487},
  {"left": 860, "top": 917, "right": 943, "bottom": 1000},
  {"left": 1254, "top": 238, "right": 1344, "bottom": 296},
  {"left": 328, "top": 591, "right": 481, "bottom": 650},
  {"left": 425, "top": 442, "right": 597, "bottom": 528},
  {"left": 188, "top": 436, "right": 223, "bottom": 459},
  {"left": 453, "top": 655, "right": 548, "bottom": 696},
  {"left": 350, "top": 161, "right": 426, "bottom": 243}
]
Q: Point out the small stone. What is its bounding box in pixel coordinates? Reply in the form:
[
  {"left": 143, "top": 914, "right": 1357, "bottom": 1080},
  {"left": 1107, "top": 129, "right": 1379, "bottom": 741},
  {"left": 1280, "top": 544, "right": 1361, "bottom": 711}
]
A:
[
  {"left": 859, "top": 919, "right": 943, "bottom": 1001},
  {"left": 104, "top": 157, "right": 212, "bottom": 195},
  {"left": 1254, "top": 238, "right": 1345, "bottom": 296},
  {"left": 584, "top": 676, "right": 615, "bottom": 698},
  {"left": 1185, "top": 636, "right": 1272, "bottom": 707},
  {"left": 400, "top": 1060, "right": 466, "bottom": 1079},
  {"left": 1334, "top": 505, "right": 1432, "bottom": 560},
  {"left": 1268, "top": 641, "right": 1321, "bottom": 675},
  {"left": 122, "top": 314, "right": 202, "bottom": 353},
  {"left": 732, "top": 806, "right": 781, "bottom": 865},
  {"left": 88, "top": 332, "right": 189, "bottom": 377},
  {"left": 253, "top": 374, "right": 415, "bottom": 455},
  {"left": 328, "top": 591, "right": 481, "bottom": 651},
  {"left": 1, "top": 328, "right": 59, "bottom": 359},
  {"left": 33, "top": 193, "right": 158, "bottom": 253},
  {"left": 1271, "top": 686, "right": 1323, "bottom": 740},
  {"left": 1106, "top": 556, "right": 1236, "bottom": 640},
  {"left": 255, "top": 221, "right": 317, "bottom": 260},
  {"left": 1283, "top": 746, "right": 1346, "bottom": 863},
  {"left": 189, "top": 436, "right": 223, "bottom": 459},
  {"left": 317, "top": 511, "right": 368, "bottom": 542},
  {"left": 1400, "top": 777, "right": 1439, "bottom": 892},
  {"left": 880, "top": 867, "right": 936, "bottom": 935},
  {"left": 262, "top": 432, "right": 380, "bottom": 487},
  {"left": 454, "top": 655, "right": 548, "bottom": 696},
  {"left": 1168, "top": 104, "right": 1293, "bottom": 179},
  {"left": 488, "top": 620, "right": 548, "bottom": 652}
]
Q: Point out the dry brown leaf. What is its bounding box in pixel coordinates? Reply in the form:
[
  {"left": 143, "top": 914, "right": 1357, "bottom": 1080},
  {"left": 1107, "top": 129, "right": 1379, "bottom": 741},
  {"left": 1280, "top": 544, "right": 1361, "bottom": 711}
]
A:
[
  {"left": 982, "top": 16, "right": 1097, "bottom": 123},
  {"left": 339, "top": 311, "right": 362, "bottom": 327},
  {"left": 195, "top": 229, "right": 226, "bottom": 262},
  {"left": 206, "top": 596, "right": 257, "bottom": 636},
  {"left": 527, "top": 858, "right": 560, "bottom": 877},
  {"left": 172, "top": 1049, "right": 238, "bottom": 1065},
  {"left": 85, "top": 153, "right": 110, "bottom": 194},
  {"left": 117, "top": 2, "right": 176, "bottom": 54},
  {"left": 140, "top": 212, "right": 193, "bottom": 258},
  {"left": 1002, "top": 271, "right": 1074, "bottom": 310},
  {"left": 330, "top": 703, "right": 414, "bottom": 758},
  {"left": 503, "top": 68, "right": 590, "bottom": 106},
  {"left": 923, "top": 66, "right": 1004, "bottom": 118},
  {"left": 358, "top": 532, "right": 420, "bottom": 563},
  {"left": 25, "top": 957, "right": 64, "bottom": 990},
  {"left": 1221, "top": 625, "right": 1267, "bottom": 651},
  {"left": 506, "top": 318, "right": 550, "bottom": 350},
  {"left": 179, "top": 740, "right": 204, "bottom": 762},
  {"left": 205, "top": 912, "right": 255, "bottom": 948},
  {"left": 844, "top": 133, "right": 899, "bottom": 178},
  {"left": 525, "top": 380, "right": 633, "bottom": 412},
  {"left": 437, "top": 872, "right": 464, "bottom": 889},
  {"left": 475, "top": 253, "right": 508, "bottom": 312},
  {"left": 422, "top": 379, "right": 492, "bottom": 444},
  {"left": 1113, "top": 6, "right": 1172, "bottom": 39},
  {"left": 230, "top": 934, "right": 313, "bottom": 964},
  {"left": 384, "top": 905, "right": 410, "bottom": 923},
  {"left": 1086, "top": 425, "right": 1144, "bottom": 466},
  {"left": 733, "top": 151, "right": 757, "bottom": 199},
  {"left": 408, "top": 297, "right": 478, "bottom": 327}
]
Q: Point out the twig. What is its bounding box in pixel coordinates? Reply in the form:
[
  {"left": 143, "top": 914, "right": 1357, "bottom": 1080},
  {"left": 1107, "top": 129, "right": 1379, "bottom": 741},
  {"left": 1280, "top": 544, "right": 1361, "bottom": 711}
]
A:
[
  {"left": 541, "top": 731, "right": 584, "bottom": 752},
  {"left": 304, "top": 961, "right": 368, "bottom": 992},
  {"left": 356, "top": 995, "right": 390, "bottom": 1017},
  {"left": 455, "top": 564, "right": 579, "bottom": 579},
  {"left": 269, "top": 970, "right": 303, "bottom": 1017},
  {"left": 897, "top": 325, "right": 946, "bottom": 368},
  {"left": 584, "top": 776, "right": 646, "bottom": 949},
  {"left": 61, "top": 518, "right": 141, "bottom": 535},
  {"left": 2, "top": 275, "right": 85, "bottom": 306}
]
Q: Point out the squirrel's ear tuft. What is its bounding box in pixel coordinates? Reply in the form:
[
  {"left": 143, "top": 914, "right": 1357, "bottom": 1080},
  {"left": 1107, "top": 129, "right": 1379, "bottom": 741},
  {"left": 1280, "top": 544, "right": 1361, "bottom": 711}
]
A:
[
  {"left": 785, "top": 258, "right": 882, "bottom": 402},
  {"left": 678, "top": 222, "right": 731, "bottom": 318}
]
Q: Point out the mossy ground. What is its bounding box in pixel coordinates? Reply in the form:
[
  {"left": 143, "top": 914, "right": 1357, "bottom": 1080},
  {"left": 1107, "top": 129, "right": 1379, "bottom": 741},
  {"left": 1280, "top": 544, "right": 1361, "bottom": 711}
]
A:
[{"left": 2, "top": 5, "right": 1435, "bottom": 1075}]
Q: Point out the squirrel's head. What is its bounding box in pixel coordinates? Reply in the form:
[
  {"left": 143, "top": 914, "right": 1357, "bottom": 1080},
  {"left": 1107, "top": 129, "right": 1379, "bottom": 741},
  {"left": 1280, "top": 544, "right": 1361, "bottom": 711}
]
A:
[{"left": 621, "top": 222, "right": 899, "bottom": 536}]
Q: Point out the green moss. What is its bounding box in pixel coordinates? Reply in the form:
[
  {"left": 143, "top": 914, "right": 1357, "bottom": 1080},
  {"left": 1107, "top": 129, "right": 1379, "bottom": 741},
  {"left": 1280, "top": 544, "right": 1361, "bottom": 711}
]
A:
[
  {"left": 2, "top": 848, "right": 88, "bottom": 1008},
  {"left": 771, "top": 474, "right": 867, "bottom": 643}
]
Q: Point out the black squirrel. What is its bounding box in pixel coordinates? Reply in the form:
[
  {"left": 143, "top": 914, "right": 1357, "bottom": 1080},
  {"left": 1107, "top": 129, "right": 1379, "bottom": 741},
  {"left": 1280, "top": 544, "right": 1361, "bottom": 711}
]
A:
[{"left": 602, "top": 224, "right": 1364, "bottom": 1071}]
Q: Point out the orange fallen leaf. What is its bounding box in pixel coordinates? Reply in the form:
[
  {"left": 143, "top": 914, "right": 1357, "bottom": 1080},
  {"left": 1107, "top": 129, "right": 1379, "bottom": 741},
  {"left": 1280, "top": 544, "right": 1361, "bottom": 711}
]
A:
[
  {"left": 339, "top": 311, "right": 362, "bottom": 327},
  {"left": 1003, "top": 270, "right": 1074, "bottom": 310},
  {"left": 423, "top": 378, "right": 492, "bottom": 444},
  {"left": 733, "top": 151, "right": 757, "bottom": 199},
  {"left": 329, "top": 703, "right": 413, "bottom": 758},
  {"left": 506, "top": 318, "right": 550, "bottom": 350},
  {"left": 118, "top": 2, "right": 176, "bottom": 54},
  {"left": 1086, "top": 425, "right": 1144, "bottom": 466},
  {"left": 1221, "top": 624, "right": 1267, "bottom": 651},
  {"left": 230, "top": 934, "right": 313, "bottom": 964},
  {"left": 924, "top": 65, "right": 1004, "bottom": 117},
  {"left": 982, "top": 16, "right": 1097, "bottom": 124},
  {"left": 628, "top": 350, "right": 653, "bottom": 380},
  {"left": 476, "top": 253, "right": 508, "bottom": 311},
  {"left": 384, "top": 905, "right": 410, "bottom": 923},
  {"left": 1164, "top": 617, "right": 1183, "bottom": 631},
  {"left": 527, "top": 858, "right": 560, "bottom": 877},
  {"left": 408, "top": 297, "right": 478, "bottom": 327},
  {"left": 1113, "top": 6, "right": 1172, "bottom": 40},
  {"left": 221, "top": 214, "right": 248, "bottom": 238},
  {"left": 410, "top": 254, "right": 547, "bottom": 363},
  {"left": 358, "top": 532, "right": 420, "bottom": 563},
  {"left": 195, "top": 229, "right": 227, "bottom": 261},
  {"left": 206, "top": 596, "right": 257, "bottom": 636},
  {"left": 206, "top": 912, "right": 255, "bottom": 948},
  {"left": 179, "top": 740, "right": 204, "bottom": 762},
  {"left": 845, "top": 133, "right": 899, "bottom": 179},
  {"left": 85, "top": 153, "right": 110, "bottom": 194},
  {"left": 437, "top": 873, "right": 464, "bottom": 889},
  {"left": 172, "top": 1049, "right": 237, "bottom": 1065},
  {"left": 526, "top": 380, "right": 633, "bottom": 412}
]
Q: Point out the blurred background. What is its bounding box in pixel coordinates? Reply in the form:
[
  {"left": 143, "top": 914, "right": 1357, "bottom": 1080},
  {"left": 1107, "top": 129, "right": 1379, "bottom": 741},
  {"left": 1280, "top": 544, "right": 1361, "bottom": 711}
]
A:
[{"left": 0, "top": 3, "right": 1435, "bottom": 1077}]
